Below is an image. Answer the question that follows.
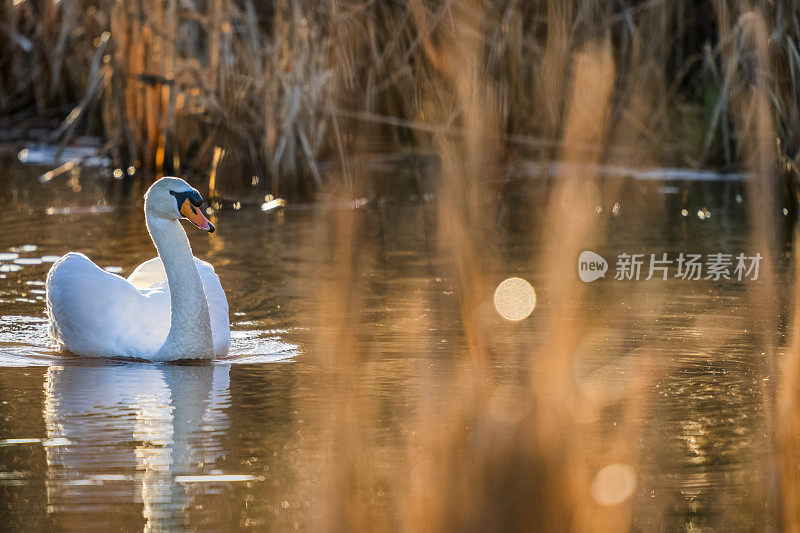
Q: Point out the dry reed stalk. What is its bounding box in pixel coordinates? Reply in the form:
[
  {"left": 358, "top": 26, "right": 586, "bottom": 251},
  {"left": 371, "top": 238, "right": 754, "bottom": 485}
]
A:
[
  {"left": 535, "top": 41, "right": 616, "bottom": 451},
  {"left": 401, "top": 6, "right": 641, "bottom": 531},
  {"left": 314, "top": 203, "right": 363, "bottom": 530},
  {"left": 536, "top": 1, "right": 573, "bottom": 151},
  {"left": 413, "top": 0, "right": 502, "bottom": 372},
  {"left": 783, "top": 233, "right": 800, "bottom": 533},
  {"left": 741, "top": 14, "right": 797, "bottom": 533},
  {"left": 302, "top": 191, "right": 402, "bottom": 531},
  {"left": 714, "top": 6, "right": 797, "bottom": 530},
  {"left": 533, "top": 44, "right": 645, "bottom": 533}
]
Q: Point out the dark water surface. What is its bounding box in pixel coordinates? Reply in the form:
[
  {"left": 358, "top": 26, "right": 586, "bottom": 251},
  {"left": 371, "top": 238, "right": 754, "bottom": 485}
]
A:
[{"left": 0, "top": 162, "right": 789, "bottom": 530}]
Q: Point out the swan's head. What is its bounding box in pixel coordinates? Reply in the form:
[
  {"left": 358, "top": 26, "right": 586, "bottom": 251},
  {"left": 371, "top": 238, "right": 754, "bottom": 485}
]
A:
[{"left": 144, "top": 177, "right": 215, "bottom": 233}]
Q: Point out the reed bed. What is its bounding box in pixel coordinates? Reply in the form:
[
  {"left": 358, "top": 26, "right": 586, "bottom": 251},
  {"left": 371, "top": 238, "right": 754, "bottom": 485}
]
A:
[{"left": 2, "top": 1, "right": 800, "bottom": 197}]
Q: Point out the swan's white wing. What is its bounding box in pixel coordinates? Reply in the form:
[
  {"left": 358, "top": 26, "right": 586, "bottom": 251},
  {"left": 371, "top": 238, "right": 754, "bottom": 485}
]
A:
[
  {"left": 46, "top": 253, "right": 167, "bottom": 357},
  {"left": 197, "top": 259, "right": 231, "bottom": 356},
  {"left": 128, "top": 257, "right": 231, "bottom": 356},
  {"left": 127, "top": 257, "right": 169, "bottom": 289}
]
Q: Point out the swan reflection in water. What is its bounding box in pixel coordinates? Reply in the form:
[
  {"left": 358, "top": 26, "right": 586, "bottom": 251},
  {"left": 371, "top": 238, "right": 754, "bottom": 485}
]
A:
[{"left": 41, "top": 362, "right": 237, "bottom": 530}]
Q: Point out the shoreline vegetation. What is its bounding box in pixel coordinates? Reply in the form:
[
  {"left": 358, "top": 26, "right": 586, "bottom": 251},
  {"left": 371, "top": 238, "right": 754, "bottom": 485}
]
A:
[
  {"left": 1, "top": 1, "right": 799, "bottom": 199},
  {"left": 2, "top": 1, "right": 800, "bottom": 530}
]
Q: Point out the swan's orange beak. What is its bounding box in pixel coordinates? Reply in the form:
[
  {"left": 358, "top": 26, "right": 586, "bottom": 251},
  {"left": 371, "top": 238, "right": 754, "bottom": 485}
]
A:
[{"left": 180, "top": 198, "right": 215, "bottom": 233}]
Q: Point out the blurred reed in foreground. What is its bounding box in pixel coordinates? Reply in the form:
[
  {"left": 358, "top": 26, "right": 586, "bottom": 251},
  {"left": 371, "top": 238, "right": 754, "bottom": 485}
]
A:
[
  {"left": 3, "top": 1, "right": 800, "bottom": 200},
  {"left": 302, "top": 3, "right": 800, "bottom": 532}
]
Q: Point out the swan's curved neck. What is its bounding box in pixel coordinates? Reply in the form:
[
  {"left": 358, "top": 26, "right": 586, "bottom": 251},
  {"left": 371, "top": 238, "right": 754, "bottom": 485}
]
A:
[{"left": 146, "top": 213, "right": 213, "bottom": 360}]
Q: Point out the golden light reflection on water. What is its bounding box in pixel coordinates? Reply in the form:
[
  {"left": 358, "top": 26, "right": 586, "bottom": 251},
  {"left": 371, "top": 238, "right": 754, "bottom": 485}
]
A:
[{"left": 493, "top": 277, "right": 536, "bottom": 321}]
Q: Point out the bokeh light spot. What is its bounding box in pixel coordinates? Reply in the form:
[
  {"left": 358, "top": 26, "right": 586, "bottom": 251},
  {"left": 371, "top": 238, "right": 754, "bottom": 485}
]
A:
[
  {"left": 493, "top": 277, "right": 536, "bottom": 321},
  {"left": 591, "top": 463, "right": 636, "bottom": 506}
]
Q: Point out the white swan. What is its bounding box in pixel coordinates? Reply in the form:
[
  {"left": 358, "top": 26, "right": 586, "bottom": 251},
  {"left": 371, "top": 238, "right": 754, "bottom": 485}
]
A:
[{"left": 45, "top": 177, "right": 230, "bottom": 361}]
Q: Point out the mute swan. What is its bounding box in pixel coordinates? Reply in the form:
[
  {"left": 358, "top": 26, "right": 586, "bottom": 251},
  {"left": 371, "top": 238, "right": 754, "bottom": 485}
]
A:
[{"left": 45, "top": 177, "right": 230, "bottom": 361}]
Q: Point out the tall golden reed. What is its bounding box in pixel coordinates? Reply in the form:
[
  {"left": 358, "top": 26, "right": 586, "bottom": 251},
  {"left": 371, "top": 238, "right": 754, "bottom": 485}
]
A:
[{"left": 4, "top": 1, "right": 800, "bottom": 197}]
